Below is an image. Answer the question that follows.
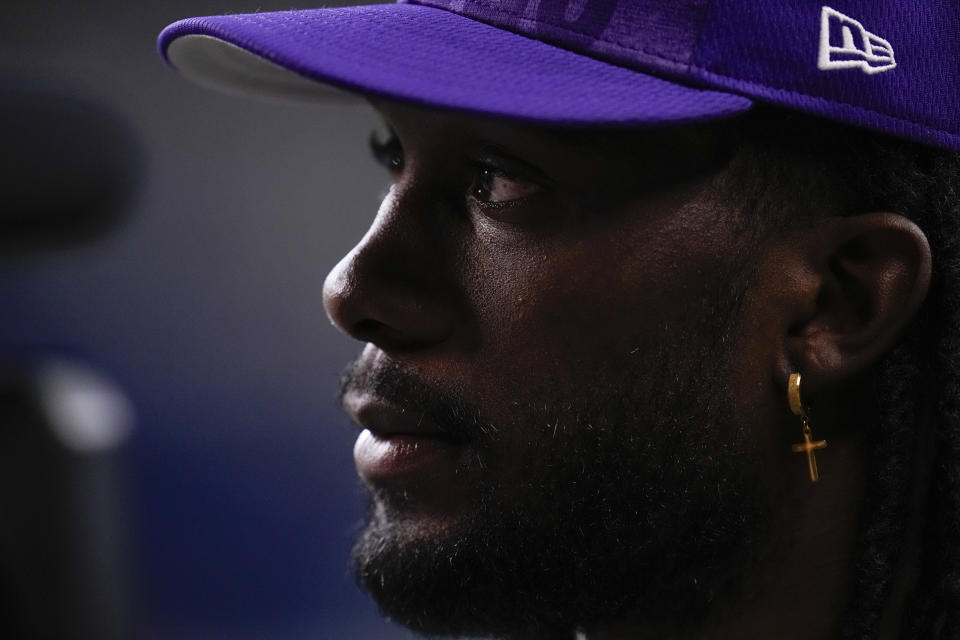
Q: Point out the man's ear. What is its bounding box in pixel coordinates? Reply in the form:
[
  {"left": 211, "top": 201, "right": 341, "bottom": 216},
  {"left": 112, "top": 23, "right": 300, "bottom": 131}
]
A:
[{"left": 784, "top": 213, "right": 931, "bottom": 394}]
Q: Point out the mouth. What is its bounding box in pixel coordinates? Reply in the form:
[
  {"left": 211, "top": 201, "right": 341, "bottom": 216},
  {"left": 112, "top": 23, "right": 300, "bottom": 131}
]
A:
[{"left": 345, "top": 393, "right": 468, "bottom": 487}]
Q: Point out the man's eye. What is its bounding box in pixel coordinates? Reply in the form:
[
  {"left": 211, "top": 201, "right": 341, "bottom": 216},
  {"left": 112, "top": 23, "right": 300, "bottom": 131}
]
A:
[
  {"left": 471, "top": 167, "right": 542, "bottom": 205},
  {"left": 369, "top": 128, "right": 403, "bottom": 172}
]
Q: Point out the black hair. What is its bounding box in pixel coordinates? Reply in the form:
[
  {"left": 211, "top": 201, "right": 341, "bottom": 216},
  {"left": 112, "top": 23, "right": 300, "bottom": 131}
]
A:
[{"left": 731, "top": 108, "right": 960, "bottom": 639}]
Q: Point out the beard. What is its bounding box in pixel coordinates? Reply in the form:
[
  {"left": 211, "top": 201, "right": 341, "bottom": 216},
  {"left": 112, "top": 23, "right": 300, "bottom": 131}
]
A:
[{"left": 342, "top": 265, "right": 772, "bottom": 639}]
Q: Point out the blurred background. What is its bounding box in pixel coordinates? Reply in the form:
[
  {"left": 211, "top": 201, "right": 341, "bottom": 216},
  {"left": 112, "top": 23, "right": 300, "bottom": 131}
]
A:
[{"left": 1, "top": 0, "right": 410, "bottom": 637}]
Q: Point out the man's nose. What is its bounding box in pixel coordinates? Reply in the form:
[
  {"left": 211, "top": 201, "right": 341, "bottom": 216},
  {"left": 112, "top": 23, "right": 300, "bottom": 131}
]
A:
[{"left": 322, "top": 195, "right": 457, "bottom": 353}]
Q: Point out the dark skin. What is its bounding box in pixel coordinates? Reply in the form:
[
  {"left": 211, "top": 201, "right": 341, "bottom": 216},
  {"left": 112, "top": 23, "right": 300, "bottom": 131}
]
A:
[{"left": 324, "top": 100, "right": 932, "bottom": 639}]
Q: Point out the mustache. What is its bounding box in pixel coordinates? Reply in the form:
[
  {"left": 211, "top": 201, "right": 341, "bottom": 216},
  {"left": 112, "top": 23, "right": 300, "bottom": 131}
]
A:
[{"left": 338, "top": 357, "right": 497, "bottom": 442}]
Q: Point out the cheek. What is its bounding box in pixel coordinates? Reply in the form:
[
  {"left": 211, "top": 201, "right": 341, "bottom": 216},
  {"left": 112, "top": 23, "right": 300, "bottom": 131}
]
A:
[
  {"left": 442, "top": 195, "right": 757, "bottom": 475},
  {"left": 463, "top": 216, "right": 735, "bottom": 391}
]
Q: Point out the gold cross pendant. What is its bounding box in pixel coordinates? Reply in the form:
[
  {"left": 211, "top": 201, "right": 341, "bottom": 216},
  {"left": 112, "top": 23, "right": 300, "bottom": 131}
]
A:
[{"left": 792, "top": 431, "right": 828, "bottom": 482}]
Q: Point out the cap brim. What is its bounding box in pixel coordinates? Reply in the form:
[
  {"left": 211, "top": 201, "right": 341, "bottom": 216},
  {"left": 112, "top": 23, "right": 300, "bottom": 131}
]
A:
[{"left": 159, "top": 3, "right": 752, "bottom": 125}]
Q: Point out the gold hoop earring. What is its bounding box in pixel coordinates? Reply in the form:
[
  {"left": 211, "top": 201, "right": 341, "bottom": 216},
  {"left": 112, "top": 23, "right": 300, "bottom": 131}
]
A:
[{"left": 788, "top": 373, "right": 827, "bottom": 483}]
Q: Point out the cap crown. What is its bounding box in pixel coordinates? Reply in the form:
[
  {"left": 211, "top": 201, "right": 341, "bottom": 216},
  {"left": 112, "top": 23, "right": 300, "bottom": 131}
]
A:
[{"left": 407, "top": 0, "right": 960, "bottom": 148}]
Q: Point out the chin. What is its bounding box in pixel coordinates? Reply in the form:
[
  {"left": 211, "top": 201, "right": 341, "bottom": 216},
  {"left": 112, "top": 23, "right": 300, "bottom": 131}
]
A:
[{"left": 351, "top": 443, "right": 771, "bottom": 640}]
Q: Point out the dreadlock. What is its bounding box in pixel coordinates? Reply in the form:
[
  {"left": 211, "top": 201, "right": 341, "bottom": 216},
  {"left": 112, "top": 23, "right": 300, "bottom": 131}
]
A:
[{"left": 729, "top": 107, "right": 960, "bottom": 639}]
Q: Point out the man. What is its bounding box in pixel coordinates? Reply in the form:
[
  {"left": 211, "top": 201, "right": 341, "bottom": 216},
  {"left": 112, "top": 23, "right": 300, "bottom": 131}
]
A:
[{"left": 159, "top": 1, "right": 960, "bottom": 638}]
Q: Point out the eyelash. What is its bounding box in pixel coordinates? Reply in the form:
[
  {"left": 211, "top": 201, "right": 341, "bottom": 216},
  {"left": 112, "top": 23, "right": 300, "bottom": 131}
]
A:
[
  {"left": 468, "top": 165, "right": 540, "bottom": 208},
  {"left": 368, "top": 130, "right": 541, "bottom": 208},
  {"left": 369, "top": 129, "right": 403, "bottom": 173}
]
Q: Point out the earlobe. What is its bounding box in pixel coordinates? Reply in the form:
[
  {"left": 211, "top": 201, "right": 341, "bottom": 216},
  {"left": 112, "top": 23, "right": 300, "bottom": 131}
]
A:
[{"left": 787, "top": 213, "right": 931, "bottom": 394}]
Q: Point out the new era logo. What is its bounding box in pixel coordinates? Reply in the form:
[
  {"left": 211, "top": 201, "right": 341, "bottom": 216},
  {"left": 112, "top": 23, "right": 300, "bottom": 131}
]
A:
[{"left": 818, "top": 6, "right": 896, "bottom": 74}]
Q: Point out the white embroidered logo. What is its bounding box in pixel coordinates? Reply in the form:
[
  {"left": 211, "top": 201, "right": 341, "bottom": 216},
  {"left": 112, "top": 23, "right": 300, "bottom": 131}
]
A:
[{"left": 818, "top": 6, "right": 896, "bottom": 74}]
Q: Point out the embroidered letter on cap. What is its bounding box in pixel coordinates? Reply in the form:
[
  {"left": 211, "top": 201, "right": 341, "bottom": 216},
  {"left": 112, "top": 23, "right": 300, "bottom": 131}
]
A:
[
  {"left": 818, "top": 6, "right": 896, "bottom": 74},
  {"left": 535, "top": 0, "right": 618, "bottom": 41}
]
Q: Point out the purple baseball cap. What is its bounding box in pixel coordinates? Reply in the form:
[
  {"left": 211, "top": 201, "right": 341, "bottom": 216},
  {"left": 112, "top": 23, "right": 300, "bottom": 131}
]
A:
[{"left": 158, "top": 0, "right": 960, "bottom": 151}]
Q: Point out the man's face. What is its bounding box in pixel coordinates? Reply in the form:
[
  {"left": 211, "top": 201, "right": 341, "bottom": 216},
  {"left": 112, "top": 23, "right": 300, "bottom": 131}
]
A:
[{"left": 325, "top": 103, "right": 780, "bottom": 637}]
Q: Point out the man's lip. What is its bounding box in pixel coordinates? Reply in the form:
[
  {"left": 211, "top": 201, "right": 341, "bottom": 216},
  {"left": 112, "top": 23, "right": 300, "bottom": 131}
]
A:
[
  {"left": 353, "top": 429, "right": 463, "bottom": 486},
  {"left": 342, "top": 392, "right": 454, "bottom": 440}
]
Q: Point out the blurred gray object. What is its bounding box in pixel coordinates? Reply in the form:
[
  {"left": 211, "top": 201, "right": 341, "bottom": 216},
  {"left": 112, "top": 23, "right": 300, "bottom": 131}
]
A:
[
  {"left": 0, "top": 84, "right": 139, "bottom": 638},
  {"left": 0, "top": 356, "right": 135, "bottom": 639},
  {"left": 0, "top": 87, "right": 141, "bottom": 250}
]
